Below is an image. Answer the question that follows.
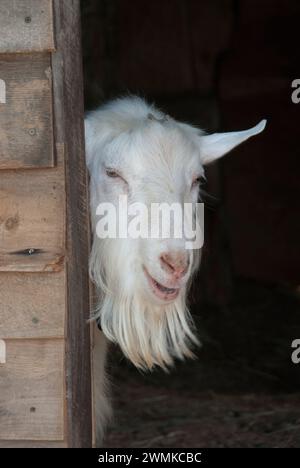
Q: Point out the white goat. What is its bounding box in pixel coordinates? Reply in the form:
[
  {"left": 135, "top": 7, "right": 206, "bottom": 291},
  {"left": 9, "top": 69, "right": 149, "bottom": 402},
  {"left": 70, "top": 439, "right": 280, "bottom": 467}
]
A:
[{"left": 84, "top": 96, "right": 266, "bottom": 445}]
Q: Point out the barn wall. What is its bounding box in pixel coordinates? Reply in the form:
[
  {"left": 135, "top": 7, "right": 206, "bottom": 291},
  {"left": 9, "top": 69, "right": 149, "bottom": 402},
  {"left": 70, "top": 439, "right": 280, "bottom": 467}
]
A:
[{"left": 0, "top": 0, "right": 92, "bottom": 447}]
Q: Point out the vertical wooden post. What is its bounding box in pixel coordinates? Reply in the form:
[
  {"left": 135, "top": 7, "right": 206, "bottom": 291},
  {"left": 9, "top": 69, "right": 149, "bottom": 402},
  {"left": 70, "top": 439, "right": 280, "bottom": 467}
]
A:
[{"left": 52, "top": 0, "right": 92, "bottom": 448}]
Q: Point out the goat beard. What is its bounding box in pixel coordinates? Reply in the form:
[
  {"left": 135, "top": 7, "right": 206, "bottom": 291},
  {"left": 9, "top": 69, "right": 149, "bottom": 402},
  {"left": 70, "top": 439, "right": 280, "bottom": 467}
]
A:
[{"left": 89, "top": 237, "right": 200, "bottom": 371}]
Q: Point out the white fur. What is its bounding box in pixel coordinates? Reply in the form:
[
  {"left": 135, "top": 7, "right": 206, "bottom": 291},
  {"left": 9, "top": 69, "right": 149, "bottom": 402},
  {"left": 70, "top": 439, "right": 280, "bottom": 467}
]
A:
[{"left": 85, "top": 95, "right": 266, "bottom": 445}]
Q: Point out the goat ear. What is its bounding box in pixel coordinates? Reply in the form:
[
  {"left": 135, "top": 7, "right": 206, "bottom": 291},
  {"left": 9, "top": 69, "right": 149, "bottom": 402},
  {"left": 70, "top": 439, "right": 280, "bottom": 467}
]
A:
[{"left": 200, "top": 119, "right": 267, "bottom": 165}]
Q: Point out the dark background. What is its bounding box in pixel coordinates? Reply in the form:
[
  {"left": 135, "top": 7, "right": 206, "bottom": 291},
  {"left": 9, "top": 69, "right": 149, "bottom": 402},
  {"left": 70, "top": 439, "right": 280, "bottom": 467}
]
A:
[{"left": 81, "top": 0, "right": 300, "bottom": 448}]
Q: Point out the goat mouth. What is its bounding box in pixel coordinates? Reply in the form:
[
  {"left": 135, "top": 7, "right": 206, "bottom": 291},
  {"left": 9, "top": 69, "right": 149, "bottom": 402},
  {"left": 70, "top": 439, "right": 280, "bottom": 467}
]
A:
[{"left": 143, "top": 267, "right": 180, "bottom": 301}]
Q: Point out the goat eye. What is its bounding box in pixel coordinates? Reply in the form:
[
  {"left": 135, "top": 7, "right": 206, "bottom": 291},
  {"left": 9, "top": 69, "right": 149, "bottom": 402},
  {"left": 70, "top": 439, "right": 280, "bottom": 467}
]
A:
[
  {"left": 105, "top": 167, "right": 128, "bottom": 186},
  {"left": 105, "top": 168, "right": 120, "bottom": 178}
]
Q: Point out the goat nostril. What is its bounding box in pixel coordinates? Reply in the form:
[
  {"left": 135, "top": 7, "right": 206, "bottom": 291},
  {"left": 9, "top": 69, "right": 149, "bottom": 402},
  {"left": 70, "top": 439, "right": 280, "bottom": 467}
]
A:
[
  {"left": 160, "top": 254, "right": 175, "bottom": 273},
  {"left": 160, "top": 252, "right": 189, "bottom": 278}
]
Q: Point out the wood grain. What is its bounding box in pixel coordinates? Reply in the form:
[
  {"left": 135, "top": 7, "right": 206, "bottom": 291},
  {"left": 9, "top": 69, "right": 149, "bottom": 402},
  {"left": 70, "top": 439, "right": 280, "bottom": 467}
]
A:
[
  {"left": 0, "top": 53, "right": 54, "bottom": 169},
  {"left": 52, "top": 0, "right": 92, "bottom": 448},
  {"left": 0, "top": 440, "right": 67, "bottom": 448},
  {"left": 0, "top": 1, "right": 92, "bottom": 447},
  {"left": 0, "top": 339, "right": 64, "bottom": 440},
  {"left": 0, "top": 163, "right": 65, "bottom": 272},
  {"left": 0, "top": 271, "right": 65, "bottom": 339},
  {"left": 0, "top": 0, "right": 55, "bottom": 53}
]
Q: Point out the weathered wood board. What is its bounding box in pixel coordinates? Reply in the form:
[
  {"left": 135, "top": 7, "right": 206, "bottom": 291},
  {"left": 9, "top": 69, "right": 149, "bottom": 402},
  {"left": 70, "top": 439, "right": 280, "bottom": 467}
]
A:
[
  {"left": 0, "top": 0, "right": 92, "bottom": 447},
  {"left": 0, "top": 339, "right": 64, "bottom": 440},
  {"left": 0, "top": 440, "right": 67, "bottom": 448},
  {"left": 0, "top": 53, "right": 54, "bottom": 169},
  {"left": 0, "top": 0, "right": 55, "bottom": 53},
  {"left": 52, "top": 0, "right": 92, "bottom": 447},
  {"left": 0, "top": 166, "right": 64, "bottom": 272},
  {"left": 0, "top": 271, "right": 65, "bottom": 339}
]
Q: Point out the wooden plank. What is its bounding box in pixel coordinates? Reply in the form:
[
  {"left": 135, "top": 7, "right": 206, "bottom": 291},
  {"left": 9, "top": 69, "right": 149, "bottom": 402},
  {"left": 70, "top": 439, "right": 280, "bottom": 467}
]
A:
[
  {"left": 0, "top": 0, "right": 55, "bottom": 53},
  {"left": 0, "top": 251, "right": 64, "bottom": 273},
  {"left": 0, "top": 339, "right": 64, "bottom": 440},
  {"left": 52, "top": 0, "right": 92, "bottom": 448},
  {"left": 0, "top": 53, "right": 54, "bottom": 169},
  {"left": 0, "top": 440, "right": 67, "bottom": 448},
  {"left": 0, "top": 163, "right": 65, "bottom": 272},
  {"left": 0, "top": 271, "right": 65, "bottom": 339}
]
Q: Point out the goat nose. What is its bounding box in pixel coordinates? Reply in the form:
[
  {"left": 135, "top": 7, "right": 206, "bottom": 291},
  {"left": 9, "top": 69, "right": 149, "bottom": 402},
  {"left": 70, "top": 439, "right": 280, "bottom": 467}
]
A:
[{"left": 160, "top": 251, "right": 189, "bottom": 279}]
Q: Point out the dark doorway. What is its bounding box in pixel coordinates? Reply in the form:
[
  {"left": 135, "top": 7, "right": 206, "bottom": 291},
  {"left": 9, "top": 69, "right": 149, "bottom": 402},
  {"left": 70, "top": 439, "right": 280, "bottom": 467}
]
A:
[{"left": 82, "top": 0, "right": 300, "bottom": 448}]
